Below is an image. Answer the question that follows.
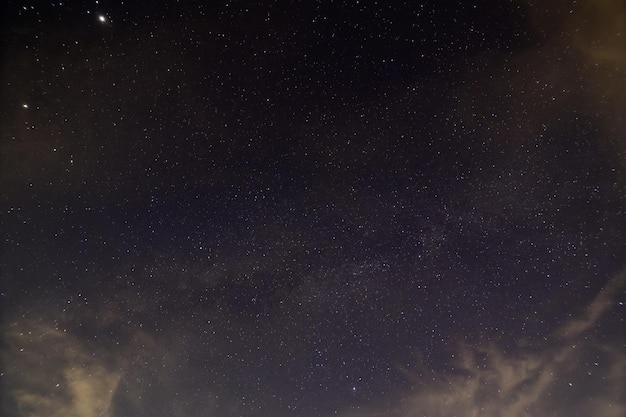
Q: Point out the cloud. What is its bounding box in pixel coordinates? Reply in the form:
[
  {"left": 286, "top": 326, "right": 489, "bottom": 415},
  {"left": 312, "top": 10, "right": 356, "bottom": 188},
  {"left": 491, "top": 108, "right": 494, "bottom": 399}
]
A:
[
  {"left": 567, "top": 0, "right": 626, "bottom": 66},
  {"left": 338, "top": 270, "right": 626, "bottom": 417},
  {"left": 558, "top": 270, "right": 626, "bottom": 339},
  {"left": 1, "top": 320, "right": 120, "bottom": 417},
  {"left": 555, "top": 0, "right": 626, "bottom": 161}
]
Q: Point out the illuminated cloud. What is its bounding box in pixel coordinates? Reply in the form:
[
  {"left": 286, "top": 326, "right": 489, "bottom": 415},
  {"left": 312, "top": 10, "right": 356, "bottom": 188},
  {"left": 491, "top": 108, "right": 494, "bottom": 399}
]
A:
[
  {"left": 2, "top": 320, "right": 120, "bottom": 417},
  {"left": 567, "top": 0, "right": 626, "bottom": 66},
  {"left": 558, "top": 270, "right": 626, "bottom": 339},
  {"left": 339, "top": 270, "right": 625, "bottom": 417}
]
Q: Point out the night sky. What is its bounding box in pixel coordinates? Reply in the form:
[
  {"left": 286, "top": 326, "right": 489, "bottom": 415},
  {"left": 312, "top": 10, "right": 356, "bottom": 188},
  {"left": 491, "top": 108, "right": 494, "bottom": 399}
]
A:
[{"left": 1, "top": 1, "right": 625, "bottom": 417}]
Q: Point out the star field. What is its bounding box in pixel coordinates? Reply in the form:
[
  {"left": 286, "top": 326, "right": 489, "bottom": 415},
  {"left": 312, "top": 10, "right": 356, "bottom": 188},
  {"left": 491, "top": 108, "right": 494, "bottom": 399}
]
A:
[{"left": 1, "top": 1, "right": 625, "bottom": 417}]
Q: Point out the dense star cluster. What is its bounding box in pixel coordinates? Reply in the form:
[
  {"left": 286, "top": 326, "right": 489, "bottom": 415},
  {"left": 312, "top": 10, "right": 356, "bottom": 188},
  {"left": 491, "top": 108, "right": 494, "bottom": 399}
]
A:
[{"left": 1, "top": 1, "right": 625, "bottom": 417}]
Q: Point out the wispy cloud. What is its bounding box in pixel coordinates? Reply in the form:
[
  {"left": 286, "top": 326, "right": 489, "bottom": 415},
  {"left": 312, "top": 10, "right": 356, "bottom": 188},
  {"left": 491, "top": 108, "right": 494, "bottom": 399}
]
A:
[
  {"left": 558, "top": 270, "right": 626, "bottom": 339},
  {"left": 1, "top": 305, "right": 220, "bottom": 417},
  {"left": 340, "top": 270, "right": 626, "bottom": 417},
  {"left": 2, "top": 320, "right": 120, "bottom": 417}
]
